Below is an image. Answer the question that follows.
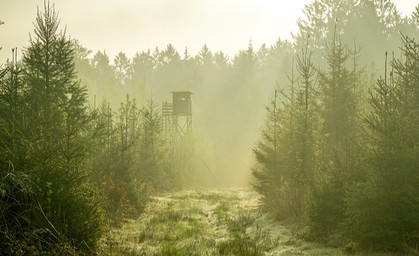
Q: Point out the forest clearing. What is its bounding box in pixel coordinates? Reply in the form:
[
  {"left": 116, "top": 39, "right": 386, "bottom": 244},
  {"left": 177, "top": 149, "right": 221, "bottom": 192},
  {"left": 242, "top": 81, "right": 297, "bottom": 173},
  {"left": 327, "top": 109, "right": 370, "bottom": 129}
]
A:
[
  {"left": 98, "top": 188, "right": 404, "bottom": 256},
  {"left": 1, "top": 0, "right": 418, "bottom": 255}
]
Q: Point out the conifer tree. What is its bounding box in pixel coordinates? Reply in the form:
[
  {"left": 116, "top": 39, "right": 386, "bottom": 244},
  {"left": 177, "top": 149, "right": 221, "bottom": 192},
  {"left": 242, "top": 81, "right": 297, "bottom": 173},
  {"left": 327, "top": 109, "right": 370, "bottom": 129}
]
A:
[
  {"left": 115, "top": 95, "right": 141, "bottom": 181},
  {"left": 252, "top": 89, "right": 285, "bottom": 217},
  {"left": 130, "top": 50, "right": 153, "bottom": 100},
  {"left": 0, "top": 49, "right": 25, "bottom": 169},
  {"left": 308, "top": 29, "right": 359, "bottom": 236},
  {"left": 21, "top": 2, "right": 101, "bottom": 249},
  {"left": 114, "top": 52, "right": 130, "bottom": 88},
  {"left": 345, "top": 35, "right": 419, "bottom": 251},
  {"left": 138, "top": 100, "right": 171, "bottom": 191},
  {"left": 253, "top": 44, "right": 321, "bottom": 219}
]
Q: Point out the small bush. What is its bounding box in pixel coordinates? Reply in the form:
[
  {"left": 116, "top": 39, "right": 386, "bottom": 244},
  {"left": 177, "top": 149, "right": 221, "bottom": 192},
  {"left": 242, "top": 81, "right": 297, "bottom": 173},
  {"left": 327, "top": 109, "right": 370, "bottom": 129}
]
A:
[
  {"left": 0, "top": 166, "right": 35, "bottom": 232},
  {"left": 0, "top": 166, "right": 77, "bottom": 255},
  {"left": 48, "top": 184, "right": 103, "bottom": 251},
  {"left": 345, "top": 176, "right": 419, "bottom": 251}
]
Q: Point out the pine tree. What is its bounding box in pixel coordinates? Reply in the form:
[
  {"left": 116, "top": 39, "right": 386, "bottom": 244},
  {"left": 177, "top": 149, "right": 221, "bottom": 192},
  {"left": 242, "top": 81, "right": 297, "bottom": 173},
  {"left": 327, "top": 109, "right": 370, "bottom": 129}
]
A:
[
  {"left": 21, "top": 2, "right": 102, "bottom": 249},
  {"left": 111, "top": 95, "right": 147, "bottom": 216},
  {"left": 413, "top": 4, "right": 419, "bottom": 27},
  {"left": 295, "top": 43, "right": 319, "bottom": 184},
  {"left": 114, "top": 52, "right": 130, "bottom": 89},
  {"left": 115, "top": 94, "right": 141, "bottom": 181},
  {"left": 130, "top": 50, "right": 153, "bottom": 101},
  {"left": 308, "top": 29, "right": 360, "bottom": 237},
  {"left": 0, "top": 49, "right": 26, "bottom": 169},
  {"left": 318, "top": 33, "right": 357, "bottom": 153},
  {"left": 252, "top": 90, "right": 285, "bottom": 218},
  {"left": 345, "top": 35, "right": 419, "bottom": 251},
  {"left": 294, "top": 0, "right": 357, "bottom": 65},
  {"left": 91, "top": 50, "right": 119, "bottom": 104},
  {"left": 138, "top": 100, "right": 171, "bottom": 191},
  {"left": 253, "top": 44, "right": 322, "bottom": 220}
]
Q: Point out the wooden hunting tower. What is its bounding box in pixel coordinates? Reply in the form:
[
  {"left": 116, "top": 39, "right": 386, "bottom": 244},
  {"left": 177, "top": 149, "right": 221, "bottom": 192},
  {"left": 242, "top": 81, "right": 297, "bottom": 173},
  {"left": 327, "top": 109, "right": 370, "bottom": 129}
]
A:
[
  {"left": 162, "top": 91, "right": 192, "bottom": 142},
  {"left": 172, "top": 91, "right": 192, "bottom": 116}
]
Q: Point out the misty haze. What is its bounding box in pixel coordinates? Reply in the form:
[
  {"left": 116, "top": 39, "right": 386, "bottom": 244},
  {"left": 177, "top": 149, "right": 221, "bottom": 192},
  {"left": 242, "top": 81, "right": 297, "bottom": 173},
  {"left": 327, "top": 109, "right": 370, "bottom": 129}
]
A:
[{"left": 0, "top": 0, "right": 418, "bottom": 255}]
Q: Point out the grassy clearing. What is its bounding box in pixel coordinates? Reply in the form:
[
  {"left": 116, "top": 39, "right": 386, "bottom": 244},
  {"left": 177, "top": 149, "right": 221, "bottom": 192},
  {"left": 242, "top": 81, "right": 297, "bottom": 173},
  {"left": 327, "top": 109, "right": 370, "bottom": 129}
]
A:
[{"left": 98, "top": 188, "right": 409, "bottom": 256}]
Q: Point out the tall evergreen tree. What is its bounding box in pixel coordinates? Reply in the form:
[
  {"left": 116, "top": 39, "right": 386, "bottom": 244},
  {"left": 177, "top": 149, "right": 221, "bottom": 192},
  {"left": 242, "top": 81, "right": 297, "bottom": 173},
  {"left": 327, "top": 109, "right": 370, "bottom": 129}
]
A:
[
  {"left": 91, "top": 50, "right": 120, "bottom": 104},
  {"left": 114, "top": 52, "right": 131, "bottom": 89},
  {"left": 21, "top": 2, "right": 102, "bottom": 249},
  {"left": 130, "top": 50, "right": 153, "bottom": 101},
  {"left": 253, "top": 44, "right": 322, "bottom": 220},
  {"left": 345, "top": 35, "right": 419, "bottom": 251},
  {"left": 138, "top": 100, "right": 172, "bottom": 191},
  {"left": 308, "top": 29, "right": 360, "bottom": 237},
  {"left": 0, "top": 49, "right": 25, "bottom": 169}
]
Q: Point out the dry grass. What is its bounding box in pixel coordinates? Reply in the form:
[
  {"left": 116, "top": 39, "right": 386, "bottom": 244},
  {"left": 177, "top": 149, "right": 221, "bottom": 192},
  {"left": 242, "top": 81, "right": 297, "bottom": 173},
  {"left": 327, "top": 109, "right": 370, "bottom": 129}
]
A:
[{"left": 98, "top": 188, "right": 409, "bottom": 255}]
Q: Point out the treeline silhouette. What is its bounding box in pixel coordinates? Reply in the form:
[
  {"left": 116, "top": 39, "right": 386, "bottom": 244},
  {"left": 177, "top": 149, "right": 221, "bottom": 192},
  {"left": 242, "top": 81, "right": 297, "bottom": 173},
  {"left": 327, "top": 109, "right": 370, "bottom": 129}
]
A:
[{"left": 70, "top": 0, "right": 418, "bottom": 187}]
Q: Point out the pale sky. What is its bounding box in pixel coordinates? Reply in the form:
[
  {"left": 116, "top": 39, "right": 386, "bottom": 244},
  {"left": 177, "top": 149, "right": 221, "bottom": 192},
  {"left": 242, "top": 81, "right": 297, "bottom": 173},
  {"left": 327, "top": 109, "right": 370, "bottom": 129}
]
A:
[{"left": 1, "top": 0, "right": 418, "bottom": 63}]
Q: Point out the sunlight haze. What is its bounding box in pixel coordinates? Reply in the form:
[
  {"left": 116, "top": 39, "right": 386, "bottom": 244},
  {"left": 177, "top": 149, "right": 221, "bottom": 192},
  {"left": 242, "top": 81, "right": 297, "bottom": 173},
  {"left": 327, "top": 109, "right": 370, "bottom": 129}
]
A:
[
  {"left": 1, "top": 0, "right": 419, "bottom": 253},
  {"left": 1, "top": 0, "right": 417, "bottom": 62}
]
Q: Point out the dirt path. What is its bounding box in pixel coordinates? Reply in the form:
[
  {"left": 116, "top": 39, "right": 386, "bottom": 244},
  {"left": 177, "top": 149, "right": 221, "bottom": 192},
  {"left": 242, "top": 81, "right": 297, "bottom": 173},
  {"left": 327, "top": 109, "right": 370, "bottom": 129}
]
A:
[{"left": 97, "top": 188, "right": 353, "bottom": 255}]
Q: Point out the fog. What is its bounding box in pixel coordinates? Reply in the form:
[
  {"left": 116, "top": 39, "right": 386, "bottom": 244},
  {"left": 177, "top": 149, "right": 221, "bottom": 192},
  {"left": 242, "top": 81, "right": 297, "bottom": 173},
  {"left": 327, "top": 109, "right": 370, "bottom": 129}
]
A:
[
  {"left": 1, "top": 0, "right": 418, "bottom": 188},
  {"left": 1, "top": 0, "right": 416, "bottom": 62},
  {"left": 1, "top": 0, "right": 419, "bottom": 254}
]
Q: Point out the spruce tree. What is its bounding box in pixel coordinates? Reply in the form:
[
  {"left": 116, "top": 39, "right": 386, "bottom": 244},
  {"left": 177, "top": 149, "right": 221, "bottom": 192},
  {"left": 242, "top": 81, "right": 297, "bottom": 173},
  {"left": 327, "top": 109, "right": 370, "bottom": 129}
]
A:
[
  {"left": 0, "top": 49, "right": 25, "bottom": 169},
  {"left": 114, "top": 52, "right": 130, "bottom": 89},
  {"left": 251, "top": 89, "right": 285, "bottom": 218},
  {"left": 138, "top": 100, "right": 171, "bottom": 191},
  {"left": 21, "top": 2, "right": 101, "bottom": 249},
  {"left": 308, "top": 29, "right": 359, "bottom": 237},
  {"left": 345, "top": 35, "right": 419, "bottom": 251},
  {"left": 253, "top": 44, "right": 321, "bottom": 220},
  {"left": 115, "top": 94, "right": 140, "bottom": 182}
]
